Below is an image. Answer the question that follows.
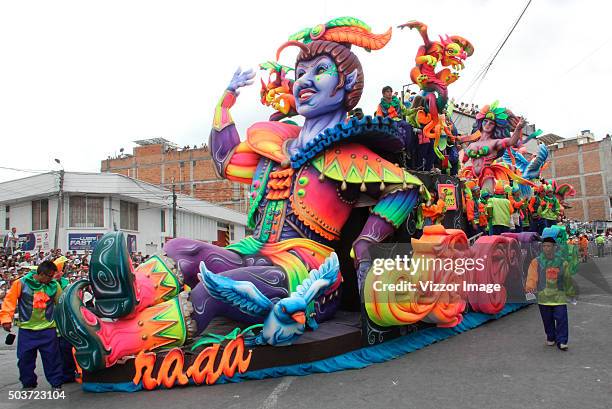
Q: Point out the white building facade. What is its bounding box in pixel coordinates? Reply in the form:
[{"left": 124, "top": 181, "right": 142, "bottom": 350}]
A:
[{"left": 0, "top": 172, "right": 246, "bottom": 255}]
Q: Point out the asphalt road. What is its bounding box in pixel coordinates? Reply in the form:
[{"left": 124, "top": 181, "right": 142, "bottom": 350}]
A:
[{"left": 0, "top": 256, "right": 610, "bottom": 409}]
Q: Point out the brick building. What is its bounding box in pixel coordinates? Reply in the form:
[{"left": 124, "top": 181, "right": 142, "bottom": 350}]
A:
[
  {"left": 541, "top": 131, "right": 612, "bottom": 221},
  {"left": 101, "top": 138, "right": 247, "bottom": 213}
]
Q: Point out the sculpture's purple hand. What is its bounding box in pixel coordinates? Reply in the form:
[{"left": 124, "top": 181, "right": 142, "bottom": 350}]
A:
[
  {"left": 209, "top": 67, "right": 256, "bottom": 177},
  {"left": 227, "top": 67, "right": 255, "bottom": 95}
]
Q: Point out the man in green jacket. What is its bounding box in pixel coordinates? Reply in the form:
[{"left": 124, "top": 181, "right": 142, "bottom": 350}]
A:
[
  {"left": 538, "top": 184, "right": 560, "bottom": 229},
  {"left": 486, "top": 182, "right": 512, "bottom": 235},
  {"left": 0, "top": 261, "right": 63, "bottom": 389},
  {"left": 525, "top": 237, "right": 575, "bottom": 351}
]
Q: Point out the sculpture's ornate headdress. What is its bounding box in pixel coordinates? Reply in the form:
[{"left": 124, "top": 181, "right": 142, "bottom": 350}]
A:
[
  {"left": 275, "top": 17, "right": 392, "bottom": 112},
  {"left": 472, "top": 100, "right": 518, "bottom": 140},
  {"left": 476, "top": 100, "right": 509, "bottom": 127},
  {"left": 276, "top": 16, "right": 392, "bottom": 59}
]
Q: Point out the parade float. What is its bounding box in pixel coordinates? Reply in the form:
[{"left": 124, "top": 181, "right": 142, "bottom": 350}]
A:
[{"left": 55, "top": 17, "right": 570, "bottom": 392}]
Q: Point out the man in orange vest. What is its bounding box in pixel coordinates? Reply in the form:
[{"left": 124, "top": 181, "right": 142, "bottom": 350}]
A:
[{"left": 0, "top": 261, "right": 63, "bottom": 389}]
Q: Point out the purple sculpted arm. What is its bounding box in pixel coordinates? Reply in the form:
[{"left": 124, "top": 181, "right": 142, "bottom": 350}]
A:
[{"left": 209, "top": 68, "right": 255, "bottom": 178}]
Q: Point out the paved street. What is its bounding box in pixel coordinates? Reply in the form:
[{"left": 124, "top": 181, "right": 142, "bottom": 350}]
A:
[{"left": 0, "top": 257, "right": 610, "bottom": 409}]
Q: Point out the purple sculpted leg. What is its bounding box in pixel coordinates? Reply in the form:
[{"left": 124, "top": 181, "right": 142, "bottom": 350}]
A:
[
  {"left": 164, "top": 238, "right": 244, "bottom": 288},
  {"left": 353, "top": 214, "right": 395, "bottom": 289},
  {"left": 189, "top": 265, "right": 289, "bottom": 333}
]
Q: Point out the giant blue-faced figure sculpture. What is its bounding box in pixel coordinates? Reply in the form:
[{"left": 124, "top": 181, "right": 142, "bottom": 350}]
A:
[{"left": 55, "top": 18, "right": 426, "bottom": 373}]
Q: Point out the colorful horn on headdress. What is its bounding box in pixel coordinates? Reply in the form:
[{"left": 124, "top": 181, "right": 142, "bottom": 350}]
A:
[
  {"left": 439, "top": 34, "right": 451, "bottom": 44},
  {"left": 276, "top": 40, "right": 309, "bottom": 61},
  {"left": 286, "top": 16, "right": 392, "bottom": 51}
]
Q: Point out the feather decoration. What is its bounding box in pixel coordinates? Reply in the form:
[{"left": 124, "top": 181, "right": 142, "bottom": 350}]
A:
[
  {"left": 259, "top": 61, "right": 294, "bottom": 72},
  {"left": 287, "top": 16, "right": 391, "bottom": 51},
  {"left": 294, "top": 253, "right": 340, "bottom": 305},
  {"left": 325, "top": 16, "right": 371, "bottom": 31}
]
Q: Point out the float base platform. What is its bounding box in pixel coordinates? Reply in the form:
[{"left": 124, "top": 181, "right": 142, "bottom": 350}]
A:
[{"left": 82, "top": 303, "right": 527, "bottom": 392}]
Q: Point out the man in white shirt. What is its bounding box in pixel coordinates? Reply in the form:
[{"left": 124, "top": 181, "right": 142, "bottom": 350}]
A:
[{"left": 4, "top": 228, "right": 18, "bottom": 256}]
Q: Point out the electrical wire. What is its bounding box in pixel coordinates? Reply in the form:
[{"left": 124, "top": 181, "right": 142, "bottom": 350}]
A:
[
  {"left": 460, "top": 0, "right": 533, "bottom": 102},
  {"left": 0, "top": 166, "right": 53, "bottom": 174}
]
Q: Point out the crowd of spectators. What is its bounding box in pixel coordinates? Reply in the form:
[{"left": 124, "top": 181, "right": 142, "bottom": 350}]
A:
[
  {"left": 164, "top": 142, "right": 209, "bottom": 154},
  {"left": 451, "top": 99, "right": 480, "bottom": 116},
  {"left": 0, "top": 249, "right": 89, "bottom": 305},
  {"left": 106, "top": 142, "right": 210, "bottom": 161},
  {"left": 0, "top": 246, "right": 151, "bottom": 307}
]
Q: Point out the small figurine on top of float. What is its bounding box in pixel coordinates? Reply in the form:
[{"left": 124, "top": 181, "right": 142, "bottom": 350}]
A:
[{"left": 398, "top": 20, "right": 474, "bottom": 172}]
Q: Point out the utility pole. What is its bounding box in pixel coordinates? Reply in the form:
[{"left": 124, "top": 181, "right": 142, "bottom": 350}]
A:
[
  {"left": 172, "top": 181, "right": 177, "bottom": 238},
  {"left": 53, "top": 169, "right": 64, "bottom": 249}
]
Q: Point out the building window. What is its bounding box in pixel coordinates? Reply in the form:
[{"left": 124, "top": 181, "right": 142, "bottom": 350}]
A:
[
  {"left": 217, "top": 222, "right": 236, "bottom": 241},
  {"left": 192, "top": 160, "right": 197, "bottom": 167},
  {"left": 70, "top": 196, "right": 104, "bottom": 228},
  {"left": 120, "top": 200, "right": 138, "bottom": 231},
  {"left": 161, "top": 209, "right": 166, "bottom": 233},
  {"left": 31, "top": 199, "right": 49, "bottom": 230},
  {"left": 5, "top": 205, "right": 9, "bottom": 230}
]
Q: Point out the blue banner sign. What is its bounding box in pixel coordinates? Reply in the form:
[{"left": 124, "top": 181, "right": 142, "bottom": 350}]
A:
[{"left": 68, "top": 233, "right": 103, "bottom": 251}]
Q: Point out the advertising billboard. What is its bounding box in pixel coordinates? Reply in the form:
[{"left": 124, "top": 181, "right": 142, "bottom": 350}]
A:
[{"left": 68, "top": 233, "right": 104, "bottom": 251}]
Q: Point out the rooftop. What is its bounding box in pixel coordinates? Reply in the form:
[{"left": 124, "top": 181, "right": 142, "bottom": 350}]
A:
[
  {"left": 133, "top": 138, "right": 178, "bottom": 148},
  {"left": 537, "top": 133, "right": 564, "bottom": 146},
  {"left": 0, "top": 172, "right": 246, "bottom": 226}
]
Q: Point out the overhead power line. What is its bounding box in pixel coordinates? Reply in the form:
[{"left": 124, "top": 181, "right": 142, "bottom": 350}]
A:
[
  {"left": 461, "top": 0, "right": 534, "bottom": 101},
  {"left": 0, "top": 166, "right": 54, "bottom": 174}
]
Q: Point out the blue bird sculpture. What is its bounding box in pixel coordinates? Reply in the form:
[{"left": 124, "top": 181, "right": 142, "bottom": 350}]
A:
[
  {"left": 502, "top": 142, "right": 549, "bottom": 198},
  {"left": 200, "top": 252, "right": 340, "bottom": 346}
]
